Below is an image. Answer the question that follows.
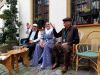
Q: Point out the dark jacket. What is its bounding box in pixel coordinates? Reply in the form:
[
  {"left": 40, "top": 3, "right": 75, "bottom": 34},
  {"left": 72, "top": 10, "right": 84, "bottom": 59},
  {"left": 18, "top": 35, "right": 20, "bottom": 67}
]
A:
[{"left": 53, "top": 26, "right": 80, "bottom": 45}]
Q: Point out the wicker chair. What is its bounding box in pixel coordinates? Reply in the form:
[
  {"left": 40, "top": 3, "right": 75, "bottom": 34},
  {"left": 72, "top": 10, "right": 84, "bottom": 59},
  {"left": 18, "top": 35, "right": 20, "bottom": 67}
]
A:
[
  {"left": 76, "top": 31, "right": 100, "bottom": 75},
  {"left": 71, "top": 32, "right": 84, "bottom": 68}
]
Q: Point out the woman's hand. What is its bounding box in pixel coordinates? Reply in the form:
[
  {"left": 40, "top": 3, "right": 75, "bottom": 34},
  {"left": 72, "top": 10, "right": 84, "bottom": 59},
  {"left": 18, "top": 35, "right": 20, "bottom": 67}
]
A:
[{"left": 39, "top": 40, "right": 46, "bottom": 48}]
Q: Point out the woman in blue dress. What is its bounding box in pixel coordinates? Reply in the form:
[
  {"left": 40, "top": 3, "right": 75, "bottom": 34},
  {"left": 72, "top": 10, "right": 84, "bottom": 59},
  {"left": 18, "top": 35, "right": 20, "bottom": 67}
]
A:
[{"left": 32, "top": 22, "right": 56, "bottom": 69}]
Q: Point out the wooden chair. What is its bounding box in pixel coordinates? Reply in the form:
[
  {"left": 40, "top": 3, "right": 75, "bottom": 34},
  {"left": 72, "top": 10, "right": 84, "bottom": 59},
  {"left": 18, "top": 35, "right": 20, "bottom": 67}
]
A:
[{"left": 76, "top": 31, "right": 100, "bottom": 75}]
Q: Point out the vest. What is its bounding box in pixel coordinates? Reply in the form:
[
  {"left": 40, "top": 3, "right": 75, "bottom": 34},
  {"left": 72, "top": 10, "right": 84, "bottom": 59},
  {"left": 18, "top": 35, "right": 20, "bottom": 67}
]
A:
[
  {"left": 27, "top": 30, "right": 39, "bottom": 42},
  {"left": 61, "top": 26, "right": 74, "bottom": 43}
]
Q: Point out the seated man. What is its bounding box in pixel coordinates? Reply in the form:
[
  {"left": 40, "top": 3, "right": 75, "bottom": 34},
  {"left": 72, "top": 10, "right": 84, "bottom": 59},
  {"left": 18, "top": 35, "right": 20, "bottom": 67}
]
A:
[
  {"left": 20, "top": 23, "right": 31, "bottom": 45},
  {"left": 27, "top": 24, "right": 41, "bottom": 60},
  {"left": 51, "top": 17, "right": 80, "bottom": 73}
]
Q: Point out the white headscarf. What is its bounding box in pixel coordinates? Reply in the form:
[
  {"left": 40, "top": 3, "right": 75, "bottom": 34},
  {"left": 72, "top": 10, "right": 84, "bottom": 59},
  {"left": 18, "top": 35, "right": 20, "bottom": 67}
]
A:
[{"left": 45, "top": 28, "right": 53, "bottom": 34}]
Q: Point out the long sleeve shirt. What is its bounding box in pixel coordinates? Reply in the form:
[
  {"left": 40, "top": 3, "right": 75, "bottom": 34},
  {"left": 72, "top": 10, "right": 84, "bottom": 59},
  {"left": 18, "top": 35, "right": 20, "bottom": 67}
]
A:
[{"left": 53, "top": 26, "right": 80, "bottom": 45}]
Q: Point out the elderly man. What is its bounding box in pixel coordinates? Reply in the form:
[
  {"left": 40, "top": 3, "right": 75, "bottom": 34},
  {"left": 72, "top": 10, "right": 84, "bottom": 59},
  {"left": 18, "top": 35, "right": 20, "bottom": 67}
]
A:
[
  {"left": 20, "top": 23, "right": 31, "bottom": 45},
  {"left": 28, "top": 24, "right": 41, "bottom": 60},
  {"left": 51, "top": 17, "right": 80, "bottom": 73}
]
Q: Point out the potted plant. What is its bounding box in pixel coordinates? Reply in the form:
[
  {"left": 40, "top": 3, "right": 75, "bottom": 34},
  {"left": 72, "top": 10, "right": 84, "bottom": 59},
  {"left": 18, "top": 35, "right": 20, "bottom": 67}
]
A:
[
  {"left": 0, "top": 0, "right": 22, "bottom": 49},
  {"left": 79, "top": 5, "right": 95, "bottom": 24},
  {"left": 79, "top": 5, "right": 91, "bottom": 17}
]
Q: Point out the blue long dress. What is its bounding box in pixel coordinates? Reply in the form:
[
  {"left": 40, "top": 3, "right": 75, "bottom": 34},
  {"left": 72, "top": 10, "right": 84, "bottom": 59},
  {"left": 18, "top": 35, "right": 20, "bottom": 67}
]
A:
[{"left": 32, "top": 29, "right": 56, "bottom": 69}]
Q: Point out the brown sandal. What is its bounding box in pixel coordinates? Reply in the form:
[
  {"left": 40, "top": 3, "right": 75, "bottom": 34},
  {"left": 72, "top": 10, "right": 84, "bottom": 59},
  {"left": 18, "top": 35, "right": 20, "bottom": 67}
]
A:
[
  {"left": 61, "top": 66, "right": 68, "bottom": 74},
  {"left": 52, "top": 63, "right": 59, "bottom": 70}
]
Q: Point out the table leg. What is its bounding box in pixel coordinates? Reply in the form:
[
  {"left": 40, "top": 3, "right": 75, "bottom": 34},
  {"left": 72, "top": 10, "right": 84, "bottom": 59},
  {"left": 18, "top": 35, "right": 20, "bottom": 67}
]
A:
[
  {"left": 21, "top": 51, "right": 29, "bottom": 66},
  {"left": 14, "top": 55, "right": 19, "bottom": 73},
  {"left": 2, "top": 56, "right": 13, "bottom": 75}
]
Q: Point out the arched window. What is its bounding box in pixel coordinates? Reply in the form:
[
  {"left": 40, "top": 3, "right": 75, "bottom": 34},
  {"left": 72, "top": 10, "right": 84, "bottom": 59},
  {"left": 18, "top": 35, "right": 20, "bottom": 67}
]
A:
[
  {"left": 33, "top": 0, "right": 49, "bottom": 29},
  {"left": 33, "top": 0, "right": 49, "bottom": 19}
]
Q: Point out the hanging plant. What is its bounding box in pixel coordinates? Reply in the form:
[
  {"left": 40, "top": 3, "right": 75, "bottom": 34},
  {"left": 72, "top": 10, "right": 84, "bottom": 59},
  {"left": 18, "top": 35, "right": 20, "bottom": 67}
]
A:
[
  {"left": 81, "top": 6, "right": 91, "bottom": 13},
  {"left": 79, "top": 5, "right": 92, "bottom": 17}
]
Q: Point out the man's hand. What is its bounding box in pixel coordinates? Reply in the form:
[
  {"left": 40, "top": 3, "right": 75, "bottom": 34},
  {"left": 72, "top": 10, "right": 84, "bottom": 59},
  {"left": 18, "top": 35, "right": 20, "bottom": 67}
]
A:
[
  {"left": 50, "top": 22, "right": 55, "bottom": 28},
  {"left": 29, "top": 40, "right": 33, "bottom": 44},
  {"left": 62, "top": 43, "right": 68, "bottom": 48}
]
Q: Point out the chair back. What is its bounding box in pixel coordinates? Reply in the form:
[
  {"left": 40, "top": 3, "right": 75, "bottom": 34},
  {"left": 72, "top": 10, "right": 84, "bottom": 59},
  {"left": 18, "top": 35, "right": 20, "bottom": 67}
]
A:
[
  {"left": 85, "top": 31, "right": 100, "bottom": 52},
  {"left": 76, "top": 31, "right": 100, "bottom": 52},
  {"left": 79, "top": 32, "right": 84, "bottom": 42}
]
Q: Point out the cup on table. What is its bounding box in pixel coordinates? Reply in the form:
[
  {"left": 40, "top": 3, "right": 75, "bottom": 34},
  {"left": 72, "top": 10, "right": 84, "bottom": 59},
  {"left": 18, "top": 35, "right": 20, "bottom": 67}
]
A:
[
  {"left": 13, "top": 46, "right": 21, "bottom": 53},
  {"left": 19, "top": 46, "right": 24, "bottom": 50}
]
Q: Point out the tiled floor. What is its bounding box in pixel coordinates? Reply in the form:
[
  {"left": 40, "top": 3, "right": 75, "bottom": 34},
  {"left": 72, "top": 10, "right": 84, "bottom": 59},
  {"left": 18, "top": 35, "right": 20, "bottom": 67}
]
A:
[{"left": 0, "top": 62, "right": 97, "bottom": 75}]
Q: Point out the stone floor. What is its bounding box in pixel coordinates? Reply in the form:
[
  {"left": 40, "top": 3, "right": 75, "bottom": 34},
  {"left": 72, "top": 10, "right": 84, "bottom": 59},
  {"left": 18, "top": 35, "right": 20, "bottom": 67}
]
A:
[{"left": 0, "top": 62, "right": 97, "bottom": 75}]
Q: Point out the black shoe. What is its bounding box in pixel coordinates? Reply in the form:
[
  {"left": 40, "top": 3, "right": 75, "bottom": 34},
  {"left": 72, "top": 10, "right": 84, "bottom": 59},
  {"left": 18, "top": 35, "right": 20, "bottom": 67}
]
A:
[
  {"left": 29, "top": 64, "right": 33, "bottom": 67},
  {"left": 29, "top": 57, "right": 32, "bottom": 60}
]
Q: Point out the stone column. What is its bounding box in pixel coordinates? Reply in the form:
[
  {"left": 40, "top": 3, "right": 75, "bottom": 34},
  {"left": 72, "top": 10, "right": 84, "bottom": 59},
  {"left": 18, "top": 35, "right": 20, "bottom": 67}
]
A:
[{"left": 66, "top": 0, "right": 71, "bottom": 18}]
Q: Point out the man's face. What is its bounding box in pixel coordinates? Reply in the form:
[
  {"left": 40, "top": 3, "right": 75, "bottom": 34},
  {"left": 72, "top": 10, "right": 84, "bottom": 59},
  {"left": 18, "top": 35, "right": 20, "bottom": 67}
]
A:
[
  {"left": 26, "top": 23, "right": 30, "bottom": 29},
  {"left": 63, "top": 21, "right": 71, "bottom": 28},
  {"left": 32, "top": 26, "right": 37, "bottom": 31}
]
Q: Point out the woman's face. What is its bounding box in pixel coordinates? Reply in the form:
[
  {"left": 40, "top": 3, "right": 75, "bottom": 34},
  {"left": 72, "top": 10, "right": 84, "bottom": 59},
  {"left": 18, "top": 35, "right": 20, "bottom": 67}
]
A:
[{"left": 45, "top": 22, "right": 51, "bottom": 30}]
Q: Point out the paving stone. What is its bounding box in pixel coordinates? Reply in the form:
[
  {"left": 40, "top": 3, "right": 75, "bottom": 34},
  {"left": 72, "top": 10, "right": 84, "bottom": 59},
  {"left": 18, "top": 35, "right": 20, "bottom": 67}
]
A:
[
  {"left": 0, "top": 62, "right": 98, "bottom": 75},
  {"left": 0, "top": 69, "right": 4, "bottom": 73}
]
